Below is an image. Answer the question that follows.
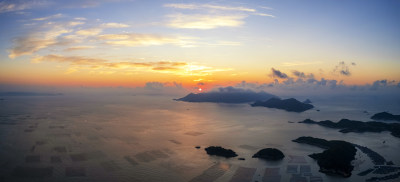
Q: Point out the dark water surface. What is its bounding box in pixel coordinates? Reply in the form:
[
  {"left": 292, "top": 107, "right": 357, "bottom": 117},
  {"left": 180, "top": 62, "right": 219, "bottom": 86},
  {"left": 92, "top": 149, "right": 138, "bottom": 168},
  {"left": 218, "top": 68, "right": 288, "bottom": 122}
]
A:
[{"left": 0, "top": 95, "right": 399, "bottom": 182}]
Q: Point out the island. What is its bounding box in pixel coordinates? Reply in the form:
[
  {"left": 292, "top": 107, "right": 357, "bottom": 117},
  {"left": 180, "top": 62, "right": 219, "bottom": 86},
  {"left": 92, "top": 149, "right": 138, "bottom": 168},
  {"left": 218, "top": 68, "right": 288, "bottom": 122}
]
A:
[
  {"left": 175, "top": 87, "right": 277, "bottom": 103},
  {"left": 298, "top": 118, "right": 400, "bottom": 138},
  {"left": 371, "top": 112, "right": 400, "bottom": 122},
  {"left": 292, "top": 136, "right": 356, "bottom": 177},
  {"left": 205, "top": 146, "right": 238, "bottom": 158},
  {"left": 252, "top": 148, "right": 284, "bottom": 161},
  {"left": 251, "top": 98, "right": 314, "bottom": 112}
]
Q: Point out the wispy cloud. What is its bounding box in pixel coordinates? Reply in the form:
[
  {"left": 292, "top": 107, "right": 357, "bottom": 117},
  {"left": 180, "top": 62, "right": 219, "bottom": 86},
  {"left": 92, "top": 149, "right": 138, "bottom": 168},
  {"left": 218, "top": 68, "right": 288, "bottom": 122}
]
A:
[
  {"left": 9, "top": 19, "right": 132, "bottom": 58},
  {"left": 167, "top": 14, "right": 246, "bottom": 29},
  {"left": 31, "top": 54, "right": 232, "bottom": 76},
  {"left": 100, "top": 23, "right": 130, "bottom": 28},
  {"left": 64, "top": 46, "right": 95, "bottom": 51},
  {"left": 33, "top": 13, "right": 63, "bottom": 21},
  {"left": 68, "top": 21, "right": 85, "bottom": 26},
  {"left": 8, "top": 22, "right": 76, "bottom": 58},
  {"left": 0, "top": 0, "right": 48, "bottom": 13},
  {"left": 252, "top": 13, "right": 275, "bottom": 18},
  {"left": 164, "top": 3, "right": 256, "bottom": 12},
  {"left": 76, "top": 28, "right": 103, "bottom": 36},
  {"left": 98, "top": 33, "right": 197, "bottom": 47},
  {"left": 259, "top": 6, "right": 273, "bottom": 10},
  {"left": 9, "top": 14, "right": 240, "bottom": 59},
  {"left": 164, "top": 3, "right": 274, "bottom": 30}
]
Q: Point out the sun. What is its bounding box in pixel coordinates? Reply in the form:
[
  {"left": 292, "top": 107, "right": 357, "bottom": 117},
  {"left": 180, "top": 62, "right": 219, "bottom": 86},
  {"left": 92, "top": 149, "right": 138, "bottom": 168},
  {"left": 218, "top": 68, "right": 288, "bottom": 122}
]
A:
[{"left": 198, "top": 88, "right": 202, "bottom": 92}]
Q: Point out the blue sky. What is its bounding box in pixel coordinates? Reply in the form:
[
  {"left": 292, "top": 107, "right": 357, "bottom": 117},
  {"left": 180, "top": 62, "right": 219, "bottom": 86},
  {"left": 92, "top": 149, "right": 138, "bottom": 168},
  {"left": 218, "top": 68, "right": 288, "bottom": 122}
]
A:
[{"left": 0, "top": 0, "right": 399, "bottom": 88}]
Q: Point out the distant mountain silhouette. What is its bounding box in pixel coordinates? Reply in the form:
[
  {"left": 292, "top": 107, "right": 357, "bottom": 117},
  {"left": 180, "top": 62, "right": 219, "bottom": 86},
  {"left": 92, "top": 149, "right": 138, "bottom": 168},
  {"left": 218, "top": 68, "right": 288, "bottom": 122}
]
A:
[
  {"left": 175, "top": 87, "right": 277, "bottom": 103},
  {"left": 251, "top": 98, "right": 314, "bottom": 112},
  {"left": 299, "top": 118, "right": 400, "bottom": 138},
  {"left": 0, "top": 92, "right": 63, "bottom": 96},
  {"left": 371, "top": 112, "right": 400, "bottom": 122}
]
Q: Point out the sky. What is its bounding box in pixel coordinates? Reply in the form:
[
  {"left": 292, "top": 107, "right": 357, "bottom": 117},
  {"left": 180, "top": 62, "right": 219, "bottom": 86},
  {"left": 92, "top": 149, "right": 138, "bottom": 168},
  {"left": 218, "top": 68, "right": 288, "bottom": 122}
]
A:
[{"left": 0, "top": 0, "right": 399, "bottom": 92}]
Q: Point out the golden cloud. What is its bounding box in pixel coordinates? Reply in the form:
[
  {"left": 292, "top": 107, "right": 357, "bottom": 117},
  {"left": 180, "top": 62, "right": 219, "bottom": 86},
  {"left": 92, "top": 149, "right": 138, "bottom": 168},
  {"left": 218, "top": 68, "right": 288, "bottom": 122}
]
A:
[
  {"left": 31, "top": 54, "right": 232, "bottom": 76},
  {"left": 75, "top": 28, "right": 103, "bottom": 36},
  {"left": 64, "top": 46, "right": 95, "bottom": 51},
  {"left": 167, "top": 14, "right": 246, "bottom": 29},
  {"left": 98, "top": 33, "right": 196, "bottom": 47},
  {"left": 101, "top": 23, "right": 130, "bottom": 28},
  {"left": 9, "top": 27, "right": 71, "bottom": 58}
]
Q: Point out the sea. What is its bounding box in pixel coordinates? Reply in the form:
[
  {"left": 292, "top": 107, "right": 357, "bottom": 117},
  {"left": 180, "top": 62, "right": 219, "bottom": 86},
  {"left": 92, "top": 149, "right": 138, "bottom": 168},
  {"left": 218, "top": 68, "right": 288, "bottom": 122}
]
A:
[{"left": 0, "top": 93, "right": 399, "bottom": 182}]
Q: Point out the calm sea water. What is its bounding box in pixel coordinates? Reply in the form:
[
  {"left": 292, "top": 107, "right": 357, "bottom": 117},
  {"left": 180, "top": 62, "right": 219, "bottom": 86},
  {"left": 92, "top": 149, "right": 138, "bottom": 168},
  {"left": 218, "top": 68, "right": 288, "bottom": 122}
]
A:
[{"left": 0, "top": 94, "right": 399, "bottom": 182}]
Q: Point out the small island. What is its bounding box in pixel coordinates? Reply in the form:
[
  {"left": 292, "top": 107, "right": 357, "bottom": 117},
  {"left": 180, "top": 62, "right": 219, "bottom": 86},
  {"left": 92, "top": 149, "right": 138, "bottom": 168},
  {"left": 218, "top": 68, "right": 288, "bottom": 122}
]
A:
[
  {"left": 298, "top": 118, "right": 400, "bottom": 138},
  {"left": 371, "top": 112, "right": 400, "bottom": 122},
  {"left": 251, "top": 98, "right": 314, "bottom": 112},
  {"left": 205, "top": 146, "right": 238, "bottom": 158},
  {"left": 293, "top": 136, "right": 356, "bottom": 177},
  {"left": 252, "top": 148, "right": 284, "bottom": 161}
]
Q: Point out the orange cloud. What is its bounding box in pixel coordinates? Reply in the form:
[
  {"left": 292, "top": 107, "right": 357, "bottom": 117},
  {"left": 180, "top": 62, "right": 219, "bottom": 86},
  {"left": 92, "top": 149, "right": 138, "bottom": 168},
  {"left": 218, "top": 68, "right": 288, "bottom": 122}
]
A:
[{"left": 31, "top": 54, "right": 232, "bottom": 77}]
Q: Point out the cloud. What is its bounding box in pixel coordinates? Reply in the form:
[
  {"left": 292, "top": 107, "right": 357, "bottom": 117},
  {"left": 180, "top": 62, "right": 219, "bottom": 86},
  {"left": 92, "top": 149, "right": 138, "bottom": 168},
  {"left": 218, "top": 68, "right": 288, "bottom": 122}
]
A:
[
  {"left": 32, "top": 54, "right": 105, "bottom": 65},
  {"left": 0, "top": 0, "right": 48, "bottom": 13},
  {"left": 370, "top": 79, "right": 397, "bottom": 90},
  {"left": 260, "top": 6, "right": 273, "bottom": 10},
  {"left": 64, "top": 46, "right": 95, "bottom": 51},
  {"left": 234, "top": 78, "right": 400, "bottom": 98},
  {"left": 8, "top": 19, "right": 91, "bottom": 58},
  {"left": 76, "top": 28, "right": 103, "bottom": 36},
  {"left": 31, "top": 54, "right": 232, "bottom": 76},
  {"left": 8, "top": 24, "right": 73, "bottom": 58},
  {"left": 33, "top": 13, "right": 63, "bottom": 21},
  {"left": 167, "top": 14, "right": 246, "bottom": 29},
  {"left": 164, "top": 3, "right": 256, "bottom": 12},
  {"left": 100, "top": 23, "right": 130, "bottom": 28},
  {"left": 333, "top": 61, "right": 354, "bottom": 76},
  {"left": 68, "top": 21, "right": 85, "bottom": 26},
  {"left": 217, "top": 86, "right": 253, "bottom": 93},
  {"left": 0, "top": 1, "right": 143, "bottom": 14},
  {"left": 135, "top": 81, "right": 186, "bottom": 96},
  {"left": 98, "top": 33, "right": 197, "bottom": 47},
  {"left": 9, "top": 17, "right": 179, "bottom": 58},
  {"left": 292, "top": 70, "right": 314, "bottom": 79},
  {"left": 8, "top": 15, "right": 239, "bottom": 59},
  {"left": 145, "top": 82, "right": 164, "bottom": 90},
  {"left": 252, "top": 13, "right": 275, "bottom": 18},
  {"left": 292, "top": 70, "right": 305, "bottom": 78},
  {"left": 164, "top": 3, "right": 274, "bottom": 30},
  {"left": 271, "top": 68, "right": 288, "bottom": 79}
]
